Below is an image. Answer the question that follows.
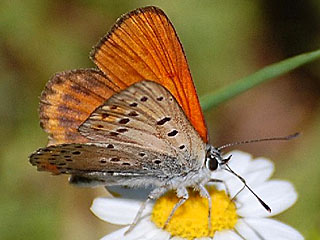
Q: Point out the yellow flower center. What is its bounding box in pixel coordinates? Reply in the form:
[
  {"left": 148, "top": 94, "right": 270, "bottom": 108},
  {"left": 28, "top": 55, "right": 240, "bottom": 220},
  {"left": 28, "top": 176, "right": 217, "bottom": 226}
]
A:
[{"left": 151, "top": 186, "right": 238, "bottom": 239}]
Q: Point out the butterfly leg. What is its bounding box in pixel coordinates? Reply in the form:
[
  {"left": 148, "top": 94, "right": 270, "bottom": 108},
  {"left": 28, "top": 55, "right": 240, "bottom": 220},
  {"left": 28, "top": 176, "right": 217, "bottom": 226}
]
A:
[
  {"left": 163, "top": 187, "right": 188, "bottom": 229},
  {"left": 208, "top": 178, "right": 230, "bottom": 197},
  {"left": 197, "top": 184, "right": 212, "bottom": 229},
  {"left": 210, "top": 177, "right": 243, "bottom": 200},
  {"left": 125, "top": 186, "right": 167, "bottom": 234}
]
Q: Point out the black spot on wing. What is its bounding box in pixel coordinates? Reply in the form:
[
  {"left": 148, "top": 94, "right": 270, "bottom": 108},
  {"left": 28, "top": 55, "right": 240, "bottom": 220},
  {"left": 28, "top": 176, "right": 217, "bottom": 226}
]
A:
[
  {"left": 110, "top": 132, "right": 119, "bottom": 136},
  {"left": 139, "top": 152, "right": 145, "bottom": 157},
  {"left": 157, "top": 117, "right": 171, "bottom": 126},
  {"left": 154, "top": 160, "right": 161, "bottom": 164},
  {"left": 116, "top": 128, "right": 128, "bottom": 133},
  {"left": 129, "top": 102, "right": 138, "bottom": 107},
  {"left": 110, "top": 157, "right": 120, "bottom": 162},
  {"left": 102, "top": 113, "right": 110, "bottom": 118},
  {"left": 157, "top": 96, "right": 163, "bottom": 101},
  {"left": 168, "top": 130, "right": 178, "bottom": 137},
  {"left": 140, "top": 96, "right": 148, "bottom": 102},
  {"left": 119, "top": 118, "right": 130, "bottom": 124},
  {"left": 128, "top": 111, "right": 138, "bottom": 117}
]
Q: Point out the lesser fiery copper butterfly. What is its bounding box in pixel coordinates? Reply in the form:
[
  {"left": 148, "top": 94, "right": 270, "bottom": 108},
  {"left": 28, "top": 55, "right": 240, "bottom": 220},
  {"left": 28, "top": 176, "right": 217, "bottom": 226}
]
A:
[{"left": 31, "top": 6, "right": 297, "bottom": 231}]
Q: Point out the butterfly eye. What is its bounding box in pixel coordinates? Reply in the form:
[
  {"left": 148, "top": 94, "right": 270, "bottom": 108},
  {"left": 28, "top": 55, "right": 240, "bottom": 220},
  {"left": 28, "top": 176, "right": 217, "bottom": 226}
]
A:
[{"left": 206, "top": 157, "right": 218, "bottom": 171}]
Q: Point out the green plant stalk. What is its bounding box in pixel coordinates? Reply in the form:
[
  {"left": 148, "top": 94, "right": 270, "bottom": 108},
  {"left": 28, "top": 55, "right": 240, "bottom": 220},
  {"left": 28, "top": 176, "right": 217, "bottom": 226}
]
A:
[{"left": 200, "top": 48, "right": 320, "bottom": 111}]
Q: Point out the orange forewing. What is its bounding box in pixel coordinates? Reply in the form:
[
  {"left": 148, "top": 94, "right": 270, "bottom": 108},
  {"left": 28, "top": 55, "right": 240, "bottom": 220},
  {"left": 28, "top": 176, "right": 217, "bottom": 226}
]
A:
[
  {"left": 39, "top": 69, "right": 120, "bottom": 146},
  {"left": 91, "top": 6, "right": 208, "bottom": 142}
]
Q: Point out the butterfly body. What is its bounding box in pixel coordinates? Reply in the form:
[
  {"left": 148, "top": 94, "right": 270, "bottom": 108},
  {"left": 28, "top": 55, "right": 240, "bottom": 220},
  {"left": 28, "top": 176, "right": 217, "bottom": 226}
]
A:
[{"left": 68, "top": 150, "right": 212, "bottom": 191}]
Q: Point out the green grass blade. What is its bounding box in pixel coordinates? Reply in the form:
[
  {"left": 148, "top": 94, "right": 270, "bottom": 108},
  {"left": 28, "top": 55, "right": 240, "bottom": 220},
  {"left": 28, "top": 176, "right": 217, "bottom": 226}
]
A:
[{"left": 200, "top": 48, "right": 320, "bottom": 111}]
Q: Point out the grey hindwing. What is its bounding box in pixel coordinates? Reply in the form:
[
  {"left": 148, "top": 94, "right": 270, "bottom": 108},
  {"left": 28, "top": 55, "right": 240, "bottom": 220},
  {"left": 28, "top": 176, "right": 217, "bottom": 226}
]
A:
[{"left": 29, "top": 81, "right": 206, "bottom": 187}]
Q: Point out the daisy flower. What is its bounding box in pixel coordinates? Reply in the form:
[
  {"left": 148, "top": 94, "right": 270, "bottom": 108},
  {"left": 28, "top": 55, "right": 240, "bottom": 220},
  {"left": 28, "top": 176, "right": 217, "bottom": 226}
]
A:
[{"left": 91, "top": 150, "right": 304, "bottom": 240}]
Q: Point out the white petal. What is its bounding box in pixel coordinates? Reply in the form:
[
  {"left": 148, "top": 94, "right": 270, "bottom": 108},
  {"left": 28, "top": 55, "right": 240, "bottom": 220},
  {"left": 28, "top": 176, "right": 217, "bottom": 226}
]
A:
[
  {"left": 211, "top": 153, "right": 274, "bottom": 198},
  {"left": 224, "top": 176, "right": 246, "bottom": 198},
  {"left": 213, "top": 230, "right": 243, "bottom": 240},
  {"left": 101, "top": 219, "right": 170, "bottom": 240},
  {"left": 237, "top": 180, "right": 297, "bottom": 217},
  {"left": 100, "top": 227, "right": 129, "bottom": 240},
  {"left": 223, "top": 158, "right": 274, "bottom": 199},
  {"left": 210, "top": 151, "right": 252, "bottom": 194},
  {"left": 91, "top": 197, "right": 152, "bottom": 225},
  {"left": 143, "top": 227, "right": 170, "bottom": 240},
  {"left": 223, "top": 151, "right": 252, "bottom": 174},
  {"left": 241, "top": 158, "right": 274, "bottom": 186},
  {"left": 125, "top": 219, "right": 160, "bottom": 240},
  {"left": 235, "top": 219, "right": 258, "bottom": 240},
  {"left": 238, "top": 218, "right": 304, "bottom": 240}
]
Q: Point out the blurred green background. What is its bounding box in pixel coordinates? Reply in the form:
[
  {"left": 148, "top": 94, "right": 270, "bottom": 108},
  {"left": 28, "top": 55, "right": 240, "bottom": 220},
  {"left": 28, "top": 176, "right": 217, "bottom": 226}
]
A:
[{"left": 1, "top": 0, "right": 320, "bottom": 239}]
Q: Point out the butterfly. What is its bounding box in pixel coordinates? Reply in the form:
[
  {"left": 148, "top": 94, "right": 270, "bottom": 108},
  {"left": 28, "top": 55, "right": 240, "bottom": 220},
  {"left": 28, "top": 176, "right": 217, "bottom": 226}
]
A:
[{"left": 30, "top": 6, "right": 271, "bottom": 231}]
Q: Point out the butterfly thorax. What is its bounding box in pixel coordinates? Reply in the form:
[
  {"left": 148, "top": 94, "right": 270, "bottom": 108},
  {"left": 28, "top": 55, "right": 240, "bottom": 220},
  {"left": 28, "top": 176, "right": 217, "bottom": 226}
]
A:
[
  {"left": 163, "top": 165, "right": 211, "bottom": 190},
  {"left": 162, "top": 144, "right": 224, "bottom": 190}
]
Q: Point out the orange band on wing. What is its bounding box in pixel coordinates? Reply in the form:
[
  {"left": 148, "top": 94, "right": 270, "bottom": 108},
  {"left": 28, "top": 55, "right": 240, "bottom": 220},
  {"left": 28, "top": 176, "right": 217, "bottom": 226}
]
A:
[{"left": 39, "top": 69, "right": 120, "bottom": 145}]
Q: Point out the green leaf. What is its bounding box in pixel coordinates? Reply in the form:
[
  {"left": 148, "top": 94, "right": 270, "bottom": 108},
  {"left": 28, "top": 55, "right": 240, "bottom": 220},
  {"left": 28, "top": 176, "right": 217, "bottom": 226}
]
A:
[{"left": 200, "top": 48, "right": 320, "bottom": 111}]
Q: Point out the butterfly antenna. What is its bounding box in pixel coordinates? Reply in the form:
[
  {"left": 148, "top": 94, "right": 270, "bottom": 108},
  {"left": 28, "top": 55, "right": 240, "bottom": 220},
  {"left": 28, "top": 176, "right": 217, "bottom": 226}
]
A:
[
  {"left": 217, "top": 132, "right": 300, "bottom": 151},
  {"left": 224, "top": 164, "right": 271, "bottom": 212}
]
